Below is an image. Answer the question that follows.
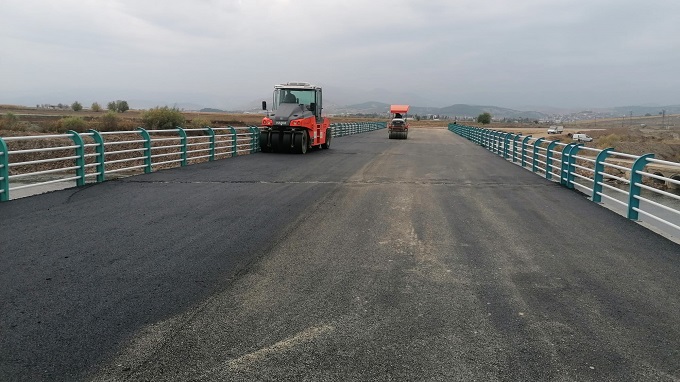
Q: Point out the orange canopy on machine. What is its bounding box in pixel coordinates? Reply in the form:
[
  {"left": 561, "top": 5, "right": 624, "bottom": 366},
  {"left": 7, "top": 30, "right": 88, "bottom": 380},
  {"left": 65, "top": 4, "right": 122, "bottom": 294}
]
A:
[{"left": 390, "top": 105, "right": 409, "bottom": 114}]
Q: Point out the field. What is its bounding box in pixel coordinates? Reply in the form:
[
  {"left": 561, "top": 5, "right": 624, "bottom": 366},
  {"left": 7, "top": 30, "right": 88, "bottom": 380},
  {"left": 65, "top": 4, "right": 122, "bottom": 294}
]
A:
[
  {"left": 1, "top": 105, "right": 679, "bottom": 161},
  {"left": 462, "top": 114, "right": 680, "bottom": 162}
]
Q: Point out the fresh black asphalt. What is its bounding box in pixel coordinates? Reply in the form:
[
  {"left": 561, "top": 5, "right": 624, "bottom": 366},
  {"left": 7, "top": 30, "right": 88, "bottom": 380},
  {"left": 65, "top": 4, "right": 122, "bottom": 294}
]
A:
[{"left": 1, "top": 128, "right": 679, "bottom": 381}]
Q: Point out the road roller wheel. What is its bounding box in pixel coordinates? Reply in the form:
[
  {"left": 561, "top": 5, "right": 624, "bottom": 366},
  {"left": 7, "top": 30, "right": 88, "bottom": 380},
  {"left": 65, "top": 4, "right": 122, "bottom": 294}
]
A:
[
  {"left": 294, "top": 131, "right": 308, "bottom": 154},
  {"left": 269, "top": 131, "right": 282, "bottom": 152},
  {"left": 259, "top": 131, "right": 271, "bottom": 152},
  {"left": 282, "top": 131, "right": 293, "bottom": 152}
]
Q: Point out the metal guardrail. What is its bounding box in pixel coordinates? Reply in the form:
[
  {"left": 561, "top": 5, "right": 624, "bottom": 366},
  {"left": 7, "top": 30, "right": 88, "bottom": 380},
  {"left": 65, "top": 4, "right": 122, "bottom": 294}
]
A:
[
  {"left": 0, "top": 122, "right": 385, "bottom": 201},
  {"left": 449, "top": 123, "right": 680, "bottom": 239},
  {"left": 330, "top": 122, "right": 386, "bottom": 137}
]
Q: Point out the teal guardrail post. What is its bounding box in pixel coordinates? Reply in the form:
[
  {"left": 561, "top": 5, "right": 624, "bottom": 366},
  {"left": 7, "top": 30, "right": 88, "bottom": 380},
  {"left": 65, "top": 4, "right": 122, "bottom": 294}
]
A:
[
  {"left": 496, "top": 131, "right": 502, "bottom": 154},
  {"left": 592, "top": 148, "right": 614, "bottom": 202},
  {"left": 177, "top": 127, "right": 188, "bottom": 166},
  {"left": 567, "top": 144, "right": 583, "bottom": 188},
  {"left": 229, "top": 126, "right": 237, "bottom": 157},
  {"left": 0, "top": 137, "right": 9, "bottom": 202},
  {"left": 67, "top": 130, "right": 86, "bottom": 187},
  {"left": 137, "top": 127, "right": 152, "bottom": 174},
  {"left": 545, "top": 140, "right": 560, "bottom": 180},
  {"left": 250, "top": 126, "right": 260, "bottom": 153},
  {"left": 627, "top": 153, "right": 655, "bottom": 220},
  {"left": 503, "top": 133, "right": 510, "bottom": 159},
  {"left": 512, "top": 135, "right": 521, "bottom": 162},
  {"left": 88, "top": 129, "right": 105, "bottom": 183},
  {"left": 563, "top": 144, "right": 583, "bottom": 189},
  {"left": 204, "top": 127, "right": 215, "bottom": 161},
  {"left": 521, "top": 136, "right": 532, "bottom": 167},
  {"left": 532, "top": 138, "right": 545, "bottom": 173},
  {"left": 560, "top": 144, "right": 573, "bottom": 186}
]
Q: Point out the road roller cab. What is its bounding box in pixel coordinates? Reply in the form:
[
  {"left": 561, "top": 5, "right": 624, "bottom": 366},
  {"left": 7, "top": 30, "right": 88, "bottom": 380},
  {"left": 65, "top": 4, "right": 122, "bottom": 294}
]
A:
[
  {"left": 260, "top": 82, "right": 331, "bottom": 154},
  {"left": 388, "top": 105, "right": 409, "bottom": 139}
]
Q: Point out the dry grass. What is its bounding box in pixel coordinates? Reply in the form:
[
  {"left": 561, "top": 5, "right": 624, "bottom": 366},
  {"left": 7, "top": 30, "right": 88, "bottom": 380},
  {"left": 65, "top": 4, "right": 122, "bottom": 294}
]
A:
[
  {"left": 466, "top": 117, "right": 680, "bottom": 162},
  {"left": 2, "top": 105, "right": 679, "bottom": 162}
]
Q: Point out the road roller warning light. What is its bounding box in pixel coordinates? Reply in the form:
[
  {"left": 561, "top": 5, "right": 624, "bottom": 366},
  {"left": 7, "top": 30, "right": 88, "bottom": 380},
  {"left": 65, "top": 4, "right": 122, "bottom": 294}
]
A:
[
  {"left": 388, "top": 105, "right": 409, "bottom": 139},
  {"left": 260, "top": 82, "right": 331, "bottom": 154}
]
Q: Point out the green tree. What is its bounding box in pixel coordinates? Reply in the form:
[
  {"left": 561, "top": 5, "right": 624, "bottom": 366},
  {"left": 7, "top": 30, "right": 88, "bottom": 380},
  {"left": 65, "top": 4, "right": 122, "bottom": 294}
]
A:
[
  {"left": 91, "top": 102, "right": 102, "bottom": 112},
  {"left": 142, "top": 106, "right": 185, "bottom": 129},
  {"left": 477, "top": 112, "right": 491, "bottom": 124},
  {"left": 71, "top": 101, "right": 83, "bottom": 112},
  {"left": 116, "top": 100, "right": 129, "bottom": 113},
  {"left": 108, "top": 100, "right": 130, "bottom": 113}
]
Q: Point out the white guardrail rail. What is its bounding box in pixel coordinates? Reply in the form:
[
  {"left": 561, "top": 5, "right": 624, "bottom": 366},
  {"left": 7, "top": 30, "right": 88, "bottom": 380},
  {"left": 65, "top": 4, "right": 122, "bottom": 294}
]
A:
[
  {"left": 0, "top": 122, "right": 386, "bottom": 202},
  {"left": 449, "top": 123, "right": 680, "bottom": 242}
]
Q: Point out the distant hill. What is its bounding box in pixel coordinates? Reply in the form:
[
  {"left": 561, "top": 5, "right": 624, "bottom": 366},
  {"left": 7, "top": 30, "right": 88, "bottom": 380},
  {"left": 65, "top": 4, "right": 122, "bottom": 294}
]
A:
[
  {"left": 609, "top": 105, "right": 680, "bottom": 117},
  {"left": 334, "top": 102, "right": 549, "bottom": 120}
]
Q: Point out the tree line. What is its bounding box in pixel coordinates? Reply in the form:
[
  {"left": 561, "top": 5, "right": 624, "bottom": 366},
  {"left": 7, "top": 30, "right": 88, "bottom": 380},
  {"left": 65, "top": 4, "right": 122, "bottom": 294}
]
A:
[{"left": 36, "top": 100, "right": 130, "bottom": 113}]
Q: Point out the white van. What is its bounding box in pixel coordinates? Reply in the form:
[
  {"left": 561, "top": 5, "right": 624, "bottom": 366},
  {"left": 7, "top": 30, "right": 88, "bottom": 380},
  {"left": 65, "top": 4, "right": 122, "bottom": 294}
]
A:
[
  {"left": 572, "top": 133, "right": 593, "bottom": 142},
  {"left": 547, "top": 126, "right": 564, "bottom": 134}
]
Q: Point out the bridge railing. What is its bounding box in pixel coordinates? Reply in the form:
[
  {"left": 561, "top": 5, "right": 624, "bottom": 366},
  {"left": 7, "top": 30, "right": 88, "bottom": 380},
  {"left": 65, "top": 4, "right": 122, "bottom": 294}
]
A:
[
  {"left": 449, "top": 123, "right": 680, "bottom": 238},
  {"left": 330, "top": 122, "right": 386, "bottom": 137},
  {"left": 0, "top": 122, "right": 384, "bottom": 202}
]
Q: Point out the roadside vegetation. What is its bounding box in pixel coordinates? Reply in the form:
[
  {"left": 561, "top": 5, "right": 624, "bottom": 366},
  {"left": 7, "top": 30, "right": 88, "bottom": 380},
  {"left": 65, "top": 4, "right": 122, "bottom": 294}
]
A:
[
  {"left": 1, "top": 104, "right": 678, "bottom": 162},
  {"left": 141, "top": 106, "right": 185, "bottom": 129}
]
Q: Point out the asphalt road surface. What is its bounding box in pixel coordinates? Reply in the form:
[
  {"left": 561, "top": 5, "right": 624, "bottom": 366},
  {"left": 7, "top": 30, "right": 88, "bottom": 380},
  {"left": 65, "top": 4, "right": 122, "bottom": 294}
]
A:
[{"left": 1, "top": 128, "right": 679, "bottom": 381}]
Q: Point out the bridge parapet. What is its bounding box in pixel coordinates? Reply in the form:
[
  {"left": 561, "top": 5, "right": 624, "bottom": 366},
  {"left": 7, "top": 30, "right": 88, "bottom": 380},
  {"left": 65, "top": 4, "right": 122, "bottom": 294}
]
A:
[
  {"left": 449, "top": 123, "right": 680, "bottom": 240},
  {"left": 0, "top": 122, "right": 385, "bottom": 202}
]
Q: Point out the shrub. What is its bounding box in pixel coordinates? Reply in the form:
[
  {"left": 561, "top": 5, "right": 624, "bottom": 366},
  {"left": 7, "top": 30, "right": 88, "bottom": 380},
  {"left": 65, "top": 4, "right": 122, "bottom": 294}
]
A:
[
  {"left": 100, "top": 111, "right": 119, "bottom": 131},
  {"left": 91, "top": 102, "right": 102, "bottom": 112},
  {"left": 142, "top": 106, "right": 185, "bottom": 129},
  {"left": 189, "top": 117, "right": 212, "bottom": 129},
  {"left": 56, "top": 116, "right": 87, "bottom": 133},
  {"left": 1, "top": 112, "right": 19, "bottom": 130}
]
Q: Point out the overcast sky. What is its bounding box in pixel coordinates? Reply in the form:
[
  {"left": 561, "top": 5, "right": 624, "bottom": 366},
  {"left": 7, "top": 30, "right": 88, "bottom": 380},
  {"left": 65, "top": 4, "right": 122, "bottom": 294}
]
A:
[{"left": 1, "top": 0, "right": 679, "bottom": 110}]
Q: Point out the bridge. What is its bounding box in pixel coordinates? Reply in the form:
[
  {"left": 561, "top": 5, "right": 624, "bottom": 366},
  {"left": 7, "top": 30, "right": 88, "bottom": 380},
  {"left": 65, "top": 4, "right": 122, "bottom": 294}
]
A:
[{"left": 1, "top": 127, "right": 679, "bottom": 380}]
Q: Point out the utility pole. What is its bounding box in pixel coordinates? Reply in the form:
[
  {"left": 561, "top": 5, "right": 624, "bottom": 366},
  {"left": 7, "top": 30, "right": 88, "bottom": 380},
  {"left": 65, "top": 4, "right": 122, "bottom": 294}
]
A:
[{"left": 629, "top": 110, "right": 633, "bottom": 126}]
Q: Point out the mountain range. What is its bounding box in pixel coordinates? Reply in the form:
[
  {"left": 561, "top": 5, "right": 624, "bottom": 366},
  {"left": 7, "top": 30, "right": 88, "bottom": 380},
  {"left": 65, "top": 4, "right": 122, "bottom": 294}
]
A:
[
  {"left": 3, "top": 86, "right": 678, "bottom": 120},
  {"left": 330, "top": 102, "right": 549, "bottom": 119}
]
